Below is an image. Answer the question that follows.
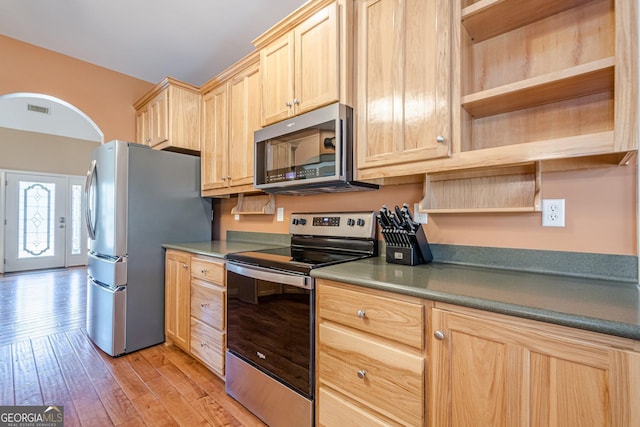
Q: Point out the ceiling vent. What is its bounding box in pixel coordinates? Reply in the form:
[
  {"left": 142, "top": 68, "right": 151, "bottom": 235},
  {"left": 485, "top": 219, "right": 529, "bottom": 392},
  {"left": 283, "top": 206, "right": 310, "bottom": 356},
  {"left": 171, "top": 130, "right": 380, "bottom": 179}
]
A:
[{"left": 27, "top": 104, "right": 50, "bottom": 114}]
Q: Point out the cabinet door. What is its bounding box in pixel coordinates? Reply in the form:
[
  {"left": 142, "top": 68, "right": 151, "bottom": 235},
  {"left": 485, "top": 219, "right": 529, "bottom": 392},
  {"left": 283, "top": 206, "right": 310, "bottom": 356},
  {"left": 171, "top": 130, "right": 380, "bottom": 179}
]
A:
[
  {"left": 356, "top": 0, "right": 450, "bottom": 176},
  {"left": 201, "top": 86, "right": 229, "bottom": 191},
  {"left": 430, "top": 307, "right": 640, "bottom": 427},
  {"left": 148, "top": 89, "right": 169, "bottom": 147},
  {"left": 261, "top": 33, "right": 295, "bottom": 126},
  {"left": 294, "top": 3, "right": 339, "bottom": 115},
  {"left": 228, "top": 62, "right": 261, "bottom": 188},
  {"left": 164, "top": 250, "right": 191, "bottom": 351},
  {"left": 135, "top": 108, "right": 149, "bottom": 145}
]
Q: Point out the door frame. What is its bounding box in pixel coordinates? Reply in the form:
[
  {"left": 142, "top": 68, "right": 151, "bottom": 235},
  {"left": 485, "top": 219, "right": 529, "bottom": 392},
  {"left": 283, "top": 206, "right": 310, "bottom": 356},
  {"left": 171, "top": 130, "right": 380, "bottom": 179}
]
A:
[{"left": 0, "top": 168, "right": 88, "bottom": 273}]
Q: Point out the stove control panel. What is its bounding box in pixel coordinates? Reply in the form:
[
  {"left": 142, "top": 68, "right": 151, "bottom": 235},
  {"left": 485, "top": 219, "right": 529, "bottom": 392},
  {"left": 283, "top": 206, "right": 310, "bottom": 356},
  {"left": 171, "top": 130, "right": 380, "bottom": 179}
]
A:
[{"left": 290, "top": 211, "right": 376, "bottom": 239}]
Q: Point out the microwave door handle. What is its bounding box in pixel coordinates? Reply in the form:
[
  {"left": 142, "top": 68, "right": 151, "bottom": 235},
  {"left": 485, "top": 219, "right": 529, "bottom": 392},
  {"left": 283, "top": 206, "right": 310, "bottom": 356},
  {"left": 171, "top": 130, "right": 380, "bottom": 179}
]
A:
[
  {"left": 338, "top": 117, "right": 346, "bottom": 178},
  {"left": 84, "top": 159, "right": 97, "bottom": 240}
]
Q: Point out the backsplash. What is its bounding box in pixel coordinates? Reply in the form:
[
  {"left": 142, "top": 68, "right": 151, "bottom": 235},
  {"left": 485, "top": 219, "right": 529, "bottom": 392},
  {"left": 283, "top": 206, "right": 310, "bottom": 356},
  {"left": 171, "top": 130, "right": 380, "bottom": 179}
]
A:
[{"left": 227, "top": 231, "right": 638, "bottom": 283}]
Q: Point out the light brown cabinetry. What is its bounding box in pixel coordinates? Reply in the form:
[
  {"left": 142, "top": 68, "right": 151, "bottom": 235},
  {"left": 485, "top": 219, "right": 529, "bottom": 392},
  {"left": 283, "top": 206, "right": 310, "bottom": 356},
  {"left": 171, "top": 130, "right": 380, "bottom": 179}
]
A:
[
  {"left": 355, "top": 0, "right": 452, "bottom": 179},
  {"left": 451, "top": 0, "right": 637, "bottom": 169},
  {"left": 316, "top": 279, "right": 426, "bottom": 426},
  {"left": 164, "top": 250, "right": 227, "bottom": 378},
  {"left": 134, "top": 77, "right": 201, "bottom": 153},
  {"left": 254, "top": 0, "right": 352, "bottom": 126},
  {"left": 164, "top": 249, "right": 191, "bottom": 352},
  {"left": 200, "top": 52, "right": 261, "bottom": 197},
  {"left": 429, "top": 303, "right": 640, "bottom": 426},
  {"left": 189, "top": 255, "right": 226, "bottom": 377},
  {"left": 437, "top": 0, "right": 636, "bottom": 213}
]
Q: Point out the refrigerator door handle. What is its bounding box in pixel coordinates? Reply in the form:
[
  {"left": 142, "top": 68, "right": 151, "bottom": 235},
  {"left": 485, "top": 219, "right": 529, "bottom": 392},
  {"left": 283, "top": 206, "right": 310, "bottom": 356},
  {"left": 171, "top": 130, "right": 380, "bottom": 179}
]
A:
[{"left": 85, "top": 159, "right": 97, "bottom": 240}]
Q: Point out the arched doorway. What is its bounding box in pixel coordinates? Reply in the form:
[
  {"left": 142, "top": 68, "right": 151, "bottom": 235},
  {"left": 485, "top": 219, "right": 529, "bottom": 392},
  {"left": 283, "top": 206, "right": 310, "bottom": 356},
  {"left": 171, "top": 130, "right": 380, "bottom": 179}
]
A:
[{"left": 0, "top": 93, "right": 103, "bottom": 272}]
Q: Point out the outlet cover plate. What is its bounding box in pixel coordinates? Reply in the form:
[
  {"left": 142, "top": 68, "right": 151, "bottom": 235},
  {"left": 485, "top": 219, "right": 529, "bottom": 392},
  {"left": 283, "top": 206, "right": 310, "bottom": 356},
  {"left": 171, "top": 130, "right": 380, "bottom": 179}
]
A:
[{"left": 542, "top": 199, "right": 565, "bottom": 227}]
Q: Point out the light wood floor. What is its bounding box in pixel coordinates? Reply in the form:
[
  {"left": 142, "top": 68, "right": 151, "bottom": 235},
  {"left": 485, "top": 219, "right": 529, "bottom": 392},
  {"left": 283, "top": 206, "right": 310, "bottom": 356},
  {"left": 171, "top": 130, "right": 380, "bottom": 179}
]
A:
[{"left": 0, "top": 267, "right": 266, "bottom": 426}]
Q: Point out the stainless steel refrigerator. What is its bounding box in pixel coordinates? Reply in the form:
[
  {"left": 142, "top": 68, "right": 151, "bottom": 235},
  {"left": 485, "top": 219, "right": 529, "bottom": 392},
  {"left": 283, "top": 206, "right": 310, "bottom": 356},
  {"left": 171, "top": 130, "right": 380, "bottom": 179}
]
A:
[{"left": 84, "top": 140, "right": 212, "bottom": 356}]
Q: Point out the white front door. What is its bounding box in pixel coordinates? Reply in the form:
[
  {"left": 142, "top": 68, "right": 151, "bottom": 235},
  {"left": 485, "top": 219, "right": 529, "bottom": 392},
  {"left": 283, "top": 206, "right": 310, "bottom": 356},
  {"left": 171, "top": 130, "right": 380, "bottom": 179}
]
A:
[{"left": 4, "top": 173, "right": 69, "bottom": 272}]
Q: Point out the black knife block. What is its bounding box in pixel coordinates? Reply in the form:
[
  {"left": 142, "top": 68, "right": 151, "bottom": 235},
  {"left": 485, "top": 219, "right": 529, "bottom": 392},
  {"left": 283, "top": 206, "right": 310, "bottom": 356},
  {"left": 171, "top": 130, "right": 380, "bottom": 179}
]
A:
[{"left": 382, "top": 225, "right": 433, "bottom": 266}]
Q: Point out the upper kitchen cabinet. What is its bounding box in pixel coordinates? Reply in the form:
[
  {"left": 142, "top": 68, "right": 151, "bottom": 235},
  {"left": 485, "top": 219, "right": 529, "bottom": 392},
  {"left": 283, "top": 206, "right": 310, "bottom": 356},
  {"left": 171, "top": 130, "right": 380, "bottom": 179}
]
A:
[
  {"left": 200, "top": 52, "right": 262, "bottom": 197},
  {"left": 450, "top": 0, "right": 638, "bottom": 170},
  {"left": 371, "top": 0, "right": 638, "bottom": 180},
  {"left": 253, "top": 0, "right": 353, "bottom": 126},
  {"left": 134, "top": 77, "right": 201, "bottom": 153},
  {"left": 355, "top": 0, "right": 452, "bottom": 180}
]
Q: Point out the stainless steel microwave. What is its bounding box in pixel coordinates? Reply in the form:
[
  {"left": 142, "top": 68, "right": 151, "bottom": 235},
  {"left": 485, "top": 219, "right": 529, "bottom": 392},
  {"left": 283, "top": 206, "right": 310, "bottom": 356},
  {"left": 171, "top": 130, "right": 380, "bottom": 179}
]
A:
[{"left": 254, "top": 103, "right": 378, "bottom": 195}]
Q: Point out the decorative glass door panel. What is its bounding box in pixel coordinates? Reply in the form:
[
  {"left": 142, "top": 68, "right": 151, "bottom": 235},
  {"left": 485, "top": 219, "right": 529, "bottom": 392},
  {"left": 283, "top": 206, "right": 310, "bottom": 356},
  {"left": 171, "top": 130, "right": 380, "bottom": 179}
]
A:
[{"left": 5, "top": 173, "right": 67, "bottom": 272}]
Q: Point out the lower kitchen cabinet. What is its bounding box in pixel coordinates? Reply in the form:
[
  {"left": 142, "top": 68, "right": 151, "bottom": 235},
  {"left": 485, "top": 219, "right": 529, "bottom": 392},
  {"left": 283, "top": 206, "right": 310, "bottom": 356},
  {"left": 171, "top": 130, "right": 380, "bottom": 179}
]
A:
[
  {"left": 190, "top": 255, "right": 226, "bottom": 378},
  {"left": 316, "top": 279, "right": 426, "bottom": 426},
  {"left": 429, "top": 303, "right": 640, "bottom": 427},
  {"left": 164, "top": 250, "right": 227, "bottom": 379},
  {"left": 164, "top": 249, "right": 191, "bottom": 352}
]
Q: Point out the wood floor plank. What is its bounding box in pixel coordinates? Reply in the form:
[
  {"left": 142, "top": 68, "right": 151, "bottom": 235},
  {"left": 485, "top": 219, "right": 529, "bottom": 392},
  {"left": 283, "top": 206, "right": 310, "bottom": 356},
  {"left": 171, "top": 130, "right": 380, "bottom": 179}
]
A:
[
  {"left": 141, "top": 346, "right": 207, "bottom": 402},
  {"left": 130, "top": 391, "right": 177, "bottom": 427},
  {"left": 0, "top": 267, "right": 267, "bottom": 427},
  {"left": 0, "top": 344, "right": 14, "bottom": 405},
  {"left": 96, "top": 351, "right": 151, "bottom": 401},
  {"left": 161, "top": 345, "right": 266, "bottom": 427},
  {"left": 12, "top": 340, "right": 43, "bottom": 405},
  {"left": 145, "top": 375, "right": 210, "bottom": 426}
]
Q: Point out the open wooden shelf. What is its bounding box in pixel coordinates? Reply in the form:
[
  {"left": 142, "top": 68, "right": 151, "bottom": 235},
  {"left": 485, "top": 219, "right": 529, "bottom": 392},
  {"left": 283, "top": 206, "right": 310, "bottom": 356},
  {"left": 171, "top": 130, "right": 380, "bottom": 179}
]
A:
[
  {"left": 420, "top": 164, "right": 541, "bottom": 213},
  {"left": 461, "top": 0, "right": 595, "bottom": 42},
  {"left": 461, "top": 58, "right": 615, "bottom": 118},
  {"left": 230, "top": 194, "right": 276, "bottom": 215}
]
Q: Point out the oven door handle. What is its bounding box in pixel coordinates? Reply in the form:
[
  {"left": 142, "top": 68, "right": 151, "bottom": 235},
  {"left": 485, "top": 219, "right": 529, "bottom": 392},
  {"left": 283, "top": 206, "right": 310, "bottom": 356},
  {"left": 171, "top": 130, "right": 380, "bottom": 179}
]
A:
[{"left": 226, "top": 262, "right": 314, "bottom": 290}]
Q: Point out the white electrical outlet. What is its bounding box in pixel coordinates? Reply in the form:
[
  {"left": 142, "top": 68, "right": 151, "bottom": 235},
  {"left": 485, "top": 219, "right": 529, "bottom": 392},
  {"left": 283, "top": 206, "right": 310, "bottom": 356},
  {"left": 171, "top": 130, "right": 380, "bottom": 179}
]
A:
[
  {"left": 542, "top": 199, "right": 565, "bottom": 227},
  {"left": 413, "top": 203, "right": 428, "bottom": 224},
  {"left": 276, "top": 207, "right": 284, "bottom": 222}
]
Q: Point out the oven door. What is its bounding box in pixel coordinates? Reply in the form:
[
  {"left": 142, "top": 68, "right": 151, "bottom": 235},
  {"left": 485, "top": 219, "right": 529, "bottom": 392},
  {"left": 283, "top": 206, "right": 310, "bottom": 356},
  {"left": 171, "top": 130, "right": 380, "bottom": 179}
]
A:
[{"left": 226, "top": 262, "right": 315, "bottom": 399}]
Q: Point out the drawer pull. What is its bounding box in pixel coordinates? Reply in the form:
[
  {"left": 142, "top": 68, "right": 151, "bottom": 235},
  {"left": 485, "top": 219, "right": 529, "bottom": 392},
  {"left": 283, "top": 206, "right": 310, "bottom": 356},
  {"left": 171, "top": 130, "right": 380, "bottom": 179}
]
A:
[
  {"left": 200, "top": 342, "right": 207, "bottom": 347},
  {"left": 201, "top": 268, "right": 207, "bottom": 274},
  {"left": 356, "top": 310, "right": 366, "bottom": 318},
  {"left": 357, "top": 370, "right": 367, "bottom": 379},
  {"left": 200, "top": 302, "right": 209, "bottom": 308},
  {"left": 434, "top": 330, "right": 445, "bottom": 340}
]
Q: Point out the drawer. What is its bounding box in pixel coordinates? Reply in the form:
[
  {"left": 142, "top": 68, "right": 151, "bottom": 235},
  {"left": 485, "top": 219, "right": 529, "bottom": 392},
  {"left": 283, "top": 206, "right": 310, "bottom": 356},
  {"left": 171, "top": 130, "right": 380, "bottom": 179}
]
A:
[
  {"left": 317, "top": 281, "right": 424, "bottom": 349},
  {"left": 191, "top": 279, "right": 225, "bottom": 330},
  {"left": 318, "top": 387, "right": 400, "bottom": 427},
  {"left": 318, "top": 322, "right": 424, "bottom": 427},
  {"left": 190, "top": 317, "right": 225, "bottom": 376},
  {"left": 191, "top": 256, "right": 225, "bottom": 285}
]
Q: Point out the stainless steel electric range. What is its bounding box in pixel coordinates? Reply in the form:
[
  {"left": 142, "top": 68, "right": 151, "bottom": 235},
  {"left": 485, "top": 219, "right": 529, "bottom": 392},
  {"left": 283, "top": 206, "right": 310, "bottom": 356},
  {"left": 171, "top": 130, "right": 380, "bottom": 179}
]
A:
[{"left": 225, "top": 211, "right": 378, "bottom": 427}]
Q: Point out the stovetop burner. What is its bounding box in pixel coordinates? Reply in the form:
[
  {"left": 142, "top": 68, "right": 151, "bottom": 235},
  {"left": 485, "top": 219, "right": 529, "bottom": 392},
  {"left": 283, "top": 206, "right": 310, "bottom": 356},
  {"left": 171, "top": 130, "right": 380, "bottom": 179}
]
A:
[
  {"left": 227, "top": 246, "right": 372, "bottom": 274},
  {"left": 226, "top": 211, "right": 378, "bottom": 275}
]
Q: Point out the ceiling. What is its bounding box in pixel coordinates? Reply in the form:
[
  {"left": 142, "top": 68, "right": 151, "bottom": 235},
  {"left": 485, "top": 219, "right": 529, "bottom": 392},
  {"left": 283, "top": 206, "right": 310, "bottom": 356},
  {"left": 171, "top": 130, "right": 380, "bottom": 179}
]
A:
[{"left": 0, "top": 0, "right": 308, "bottom": 87}]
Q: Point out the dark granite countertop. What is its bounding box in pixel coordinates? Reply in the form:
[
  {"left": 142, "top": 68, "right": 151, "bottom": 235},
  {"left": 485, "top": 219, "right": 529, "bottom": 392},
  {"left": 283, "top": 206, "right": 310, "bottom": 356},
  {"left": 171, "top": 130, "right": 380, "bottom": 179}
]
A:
[
  {"left": 311, "top": 256, "right": 640, "bottom": 341},
  {"left": 162, "top": 240, "right": 286, "bottom": 259}
]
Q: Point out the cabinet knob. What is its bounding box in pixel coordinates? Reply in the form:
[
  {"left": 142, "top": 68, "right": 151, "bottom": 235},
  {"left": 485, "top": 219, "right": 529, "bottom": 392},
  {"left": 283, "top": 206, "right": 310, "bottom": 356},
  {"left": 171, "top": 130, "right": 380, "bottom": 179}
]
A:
[
  {"left": 285, "top": 101, "right": 292, "bottom": 107},
  {"left": 200, "top": 342, "right": 207, "bottom": 347},
  {"left": 200, "top": 302, "right": 209, "bottom": 308},
  {"left": 201, "top": 268, "right": 207, "bottom": 274},
  {"left": 436, "top": 135, "right": 446, "bottom": 144},
  {"left": 356, "top": 310, "right": 366, "bottom": 318},
  {"left": 293, "top": 98, "right": 300, "bottom": 105},
  {"left": 182, "top": 264, "right": 188, "bottom": 269},
  {"left": 227, "top": 176, "right": 232, "bottom": 180},
  {"left": 144, "top": 137, "right": 151, "bottom": 143},
  {"left": 434, "top": 330, "right": 446, "bottom": 340},
  {"left": 221, "top": 177, "right": 227, "bottom": 181},
  {"left": 357, "top": 370, "right": 367, "bottom": 379}
]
